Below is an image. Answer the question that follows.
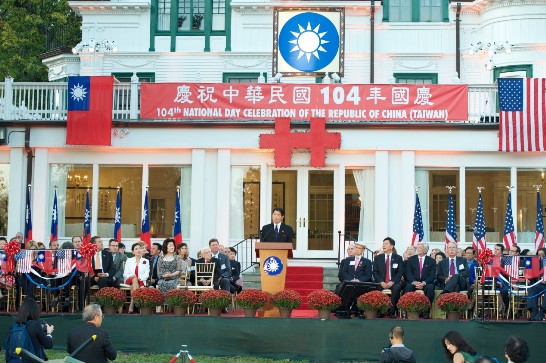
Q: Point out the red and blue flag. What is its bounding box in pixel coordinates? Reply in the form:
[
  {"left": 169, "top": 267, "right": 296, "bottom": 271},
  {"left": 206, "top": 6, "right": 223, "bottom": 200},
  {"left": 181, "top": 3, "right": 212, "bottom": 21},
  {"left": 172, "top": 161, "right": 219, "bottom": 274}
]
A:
[
  {"left": 50, "top": 189, "right": 58, "bottom": 243},
  {"left": 173, "top": 187, "right": 182, "bottom": 244},
  {"left": 114, "top": 188, "right": 122, "bottom": 242},
  {"left": 141, "top": 188, "right": 151, "bottom": 249},
  {"left": 24, "top": 185, "right": 32, "bottom": 247},
  {"left": 82, "top": 188, "right": 91, "bottom": 244}
]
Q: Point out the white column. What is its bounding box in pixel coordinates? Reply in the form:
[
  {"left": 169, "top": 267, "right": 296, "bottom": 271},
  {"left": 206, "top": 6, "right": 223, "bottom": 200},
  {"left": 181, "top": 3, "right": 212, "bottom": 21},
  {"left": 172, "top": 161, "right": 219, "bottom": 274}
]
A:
[
  {"left": 32, "top": 148, "right": 48, "bottom": 241},
  {"left": 191, "top": 150, "right": 206, "bottom": 252},
  {"left": 511, "top": 166, "right": 517, "bottom": 241},
  {"left": 216, "top": 150, "right": 230, "bottom": 244},
  {"left": 375, "top": 151, "right": 389, "bottom": 246},
  {"left": 459, "top": 167, "right": 466, "bottom": 245},
  {"left": 8, "top": 148, "right": 24, "bottom": 237},
  {"left": 141, "top": 164, "right": 149, "bottom": 240},
  {"left": 336, "top": 163, "right": 346, "bottom": 253},
  {"left": 260, "top": 163, "right": 269, "bottom": 229},
  {"left": 91, "top": 164, "right": 99, "bottom": 236},
  {"left": 401, "top": 151, "right": 415, "bottom": 249}
]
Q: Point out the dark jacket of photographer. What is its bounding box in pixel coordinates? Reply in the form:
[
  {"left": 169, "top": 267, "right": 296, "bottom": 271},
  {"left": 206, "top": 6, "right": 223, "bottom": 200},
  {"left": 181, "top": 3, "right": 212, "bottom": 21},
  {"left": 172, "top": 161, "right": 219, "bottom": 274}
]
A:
[
  {"left": 380, "top": 345, "right": 416, "bottom": 363},
  {"left": 27, "top": 320, "right": 53, "bottom": 360}
]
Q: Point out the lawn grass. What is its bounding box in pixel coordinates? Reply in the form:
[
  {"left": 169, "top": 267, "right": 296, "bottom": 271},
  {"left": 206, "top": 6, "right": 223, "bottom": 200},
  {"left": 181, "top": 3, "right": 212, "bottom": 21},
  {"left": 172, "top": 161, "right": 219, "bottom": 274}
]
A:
[{"left": 0, "top": 350, "right": 375, "bottom": 362}]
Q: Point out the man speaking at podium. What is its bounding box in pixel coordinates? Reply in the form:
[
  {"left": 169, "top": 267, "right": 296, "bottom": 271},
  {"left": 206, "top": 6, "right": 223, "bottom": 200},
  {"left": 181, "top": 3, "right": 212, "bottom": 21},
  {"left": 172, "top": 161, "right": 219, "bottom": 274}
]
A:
[{"left": 260, "top": 208, "right": 294, "bottom": 243}]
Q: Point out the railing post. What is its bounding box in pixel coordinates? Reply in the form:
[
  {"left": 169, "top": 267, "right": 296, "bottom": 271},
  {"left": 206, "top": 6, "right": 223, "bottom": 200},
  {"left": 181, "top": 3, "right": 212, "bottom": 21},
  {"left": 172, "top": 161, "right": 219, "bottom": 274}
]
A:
[
  {"left": 2, "top": 76, "right": 14, "bottom": 120},
  {"left": 130, "top": 73, "right": 139, "bottom": 120}
]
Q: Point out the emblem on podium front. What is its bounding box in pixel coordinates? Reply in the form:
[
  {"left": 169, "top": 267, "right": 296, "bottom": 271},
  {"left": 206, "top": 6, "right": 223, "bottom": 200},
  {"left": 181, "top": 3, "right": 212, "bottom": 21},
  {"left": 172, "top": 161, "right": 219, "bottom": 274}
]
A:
[{"left": 263, "top": 256, "right": 284, "bottom": 276}]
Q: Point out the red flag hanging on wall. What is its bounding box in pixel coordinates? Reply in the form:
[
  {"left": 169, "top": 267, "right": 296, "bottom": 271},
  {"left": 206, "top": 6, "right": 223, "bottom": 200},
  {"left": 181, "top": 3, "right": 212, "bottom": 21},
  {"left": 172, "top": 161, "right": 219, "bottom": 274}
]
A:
[{"left": 66, "top": 76, "right": 114, "bottom": 146}]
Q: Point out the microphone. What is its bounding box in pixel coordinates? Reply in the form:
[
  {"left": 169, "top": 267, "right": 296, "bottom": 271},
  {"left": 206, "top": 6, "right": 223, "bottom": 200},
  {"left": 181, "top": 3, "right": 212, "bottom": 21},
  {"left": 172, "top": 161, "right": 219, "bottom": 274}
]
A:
[
  {"left": 260, "top": 225, "right": 275, "bottom": 242},
  {"left": 70, "top": 335, "right": 97, "bottom": 358},
  {"left": 15, "top": 348, "right": 45, "bottom": 363}
]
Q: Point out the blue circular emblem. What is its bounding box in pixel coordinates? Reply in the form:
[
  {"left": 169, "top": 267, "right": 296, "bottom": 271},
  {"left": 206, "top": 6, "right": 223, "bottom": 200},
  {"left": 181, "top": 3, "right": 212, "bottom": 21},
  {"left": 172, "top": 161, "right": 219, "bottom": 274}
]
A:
[
  {"left": 278, "top": 12, "right": 339, "bottom": 72},
  {"left": 263, "top": 256, "right": 284, "bottom": 276}
]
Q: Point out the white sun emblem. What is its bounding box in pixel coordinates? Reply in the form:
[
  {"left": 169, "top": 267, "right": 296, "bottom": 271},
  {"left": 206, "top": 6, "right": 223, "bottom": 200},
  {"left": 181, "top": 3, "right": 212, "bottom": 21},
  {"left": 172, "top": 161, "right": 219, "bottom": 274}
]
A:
[
  {"left": 70, "top": 83, "right": 88, "bottom": 102},
  {"left": 264, "top": 257, "right": 280, "bottom": 274},
  {"left": 289, "top": 22, "right": 329, "bottom": 63}
]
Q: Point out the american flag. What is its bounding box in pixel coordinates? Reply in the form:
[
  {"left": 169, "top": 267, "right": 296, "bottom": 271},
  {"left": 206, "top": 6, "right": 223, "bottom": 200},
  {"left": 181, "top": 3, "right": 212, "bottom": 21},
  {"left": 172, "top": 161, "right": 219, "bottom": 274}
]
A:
[
  {"left": 50, "top": 189, "right": 58, "bottom": 242},
  {"left": 502, "top": 255, "right": 520, "bottom": 280},
  {"left": 535, "top": 191, "right": 545, "bottom": 252},
  {"left": 16, "top": 250, "right": 33, "bottom": 273},
  {"left": 56, "top": 250, "right": 73, "bottom": 275},
  {"left": 503, "top": 190, "right": 517, "bottom": 249},
  {"left": 472, "top": 192, "right": 486, "bottom": 252},
  {"left": 411, "top": 193, "right": 424, "bottom": 246},
  {"left": 498, "top": 78, "right": 546, "bottom": 152},
  {"left": 445, "top": 192, "right": 457, "bottom": 251}
]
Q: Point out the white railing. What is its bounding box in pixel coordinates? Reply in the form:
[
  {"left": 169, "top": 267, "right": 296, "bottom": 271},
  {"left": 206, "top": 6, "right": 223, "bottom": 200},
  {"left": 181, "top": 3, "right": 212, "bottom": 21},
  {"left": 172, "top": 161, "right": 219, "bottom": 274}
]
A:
[{"left": 0, "top": 78, "right": 499, "bottom": 123}]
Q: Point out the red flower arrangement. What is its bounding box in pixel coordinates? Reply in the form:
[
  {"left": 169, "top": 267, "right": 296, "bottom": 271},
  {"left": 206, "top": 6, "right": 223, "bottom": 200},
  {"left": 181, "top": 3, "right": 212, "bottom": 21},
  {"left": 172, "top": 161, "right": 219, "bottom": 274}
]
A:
[
  {"left": 79, "top": 242, "right": 98, "bottom": 274},
  {"left": 306, "top": 289, "right": 341, "bottom": 311},
  {"left": 131, "top": 287, "right": 165, "bottom": 308},
  {"left": 235, "top": 289, "right": 268, "bottom": 309},
  {"left": 94, "top": 287, "right": 126, "bottom": 308},
  {"left": 4, "top": 239, "right": 21, "bottom": 274},
  {"left": 436, "top": 292, "right": 470, "bottom": 312},
  {"left": 477, "top": 248, "right": 493, "bottom": 265},
  {"left": 357, "top": 290, "right": 392, "bottom": 313},
  {"left": 166, "top": 289, "right": 197, "bottom": 307},
  {"left": 270, "top": 290, "right": 302, "bottom": 310},
  {"left": 397, "top": 292, "right": 431, "bottom": 313},
  {"left": 199, "top": 289, "right": 232, "bottom": 309}
]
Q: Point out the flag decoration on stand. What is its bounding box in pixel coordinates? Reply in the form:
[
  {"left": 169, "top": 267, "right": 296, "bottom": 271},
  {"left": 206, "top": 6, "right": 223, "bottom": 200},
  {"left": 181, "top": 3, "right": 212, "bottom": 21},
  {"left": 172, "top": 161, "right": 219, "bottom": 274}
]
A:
[
  {"left": 66, "top": 76, "right": 114, "bottom": 146},
  {"left": 543, "top": 258, "right": 546, "bottom": 282},
  {"left": 56, "top": 250, "right": 73, "bottom": 276},
  {"left": 82, "top": 189, "right": 91, "bottom": 244},
  {"left": 141, "top": 188, "right": 151, "bottom": 249},
  {"left": 498, "top": 78, "right": 546, "bottom": 152},
  {"left": 16, "top": 250, "right": 33, "bottom": 273},
  {"left": 524, "top": 256, "right": 542, "bottom": 279},
  {"left": 502, "top": 255, "right": 520, "bottom": 280},
  {"left": 534, "top": 190, "right": 545, "bottom": 252},
  {"left": 50, "top": 189, "right": 58, "bottom": 243},
  {"left": 503, "top": 190, "right": 516, "bottom": 249},
  {"left": 472, "top": 192, "right": 486, "bottom": 252},
  {"left": 114, "top": 188, "right": 122, "bottom": 242},
  {"left": 173, "top": 187, "right": 182, "bottom": 244},
  {"left": 24, "top": 185, "right": 33, "bottom": 247},
  {"left": 445, "top": 192, "right": 457, "bottom": 251}
]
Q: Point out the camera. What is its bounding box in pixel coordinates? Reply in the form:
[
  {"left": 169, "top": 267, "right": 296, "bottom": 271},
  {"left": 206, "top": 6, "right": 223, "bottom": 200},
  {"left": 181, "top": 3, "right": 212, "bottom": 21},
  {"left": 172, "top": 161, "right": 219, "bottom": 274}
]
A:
[
  {"left": 382, "top": 345, "right": 391, "bottom": 353},
  {"left": 40, "top": 321, "right": 48, "bottom": 333}
]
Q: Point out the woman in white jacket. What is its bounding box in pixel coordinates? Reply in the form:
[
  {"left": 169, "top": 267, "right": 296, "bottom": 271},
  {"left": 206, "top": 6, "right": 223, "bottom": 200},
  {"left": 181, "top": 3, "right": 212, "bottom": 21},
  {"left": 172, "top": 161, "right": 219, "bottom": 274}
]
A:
[{"left": 123, "top": 241, "right": 150, "bottom": 313}]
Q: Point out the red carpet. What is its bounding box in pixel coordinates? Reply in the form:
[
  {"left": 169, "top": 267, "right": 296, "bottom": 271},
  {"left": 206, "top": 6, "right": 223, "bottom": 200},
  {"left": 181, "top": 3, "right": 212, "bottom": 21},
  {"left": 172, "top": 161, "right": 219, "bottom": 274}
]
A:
[{"left": 285, "top": 266, "right": 323, "bottom": 310}]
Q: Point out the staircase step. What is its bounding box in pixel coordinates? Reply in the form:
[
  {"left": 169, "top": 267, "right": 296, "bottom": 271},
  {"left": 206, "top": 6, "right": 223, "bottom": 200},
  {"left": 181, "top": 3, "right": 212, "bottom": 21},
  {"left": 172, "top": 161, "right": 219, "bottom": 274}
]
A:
[
  {"left": 285, "top": 273, "right": 324, "bottom": 282},
  {"left": 287, "top": 266, "right": 323, "bottom": 274},
  {"left": 285, "top": 281, "right": 323, "bottom": 289}
]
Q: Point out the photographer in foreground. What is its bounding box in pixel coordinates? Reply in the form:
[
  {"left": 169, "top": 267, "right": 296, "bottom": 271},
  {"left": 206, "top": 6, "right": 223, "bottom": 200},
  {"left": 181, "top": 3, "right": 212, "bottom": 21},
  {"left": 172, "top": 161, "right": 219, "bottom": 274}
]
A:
[
  {"left": 6, "top": 298, "right": 54, "bottom": 362},
  {"left": 380, "top": 326, "right": 416, "bottom": 363}
]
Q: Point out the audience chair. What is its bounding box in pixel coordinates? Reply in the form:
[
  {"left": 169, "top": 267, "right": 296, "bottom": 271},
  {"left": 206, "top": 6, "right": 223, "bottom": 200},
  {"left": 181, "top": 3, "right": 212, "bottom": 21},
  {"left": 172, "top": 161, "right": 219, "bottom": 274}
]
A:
[
  {"left": 188, "top": 262, "right": 215, "bottom": 313},
  {"left": 474, "top": 267, "right": 501, "bottom": 320}
]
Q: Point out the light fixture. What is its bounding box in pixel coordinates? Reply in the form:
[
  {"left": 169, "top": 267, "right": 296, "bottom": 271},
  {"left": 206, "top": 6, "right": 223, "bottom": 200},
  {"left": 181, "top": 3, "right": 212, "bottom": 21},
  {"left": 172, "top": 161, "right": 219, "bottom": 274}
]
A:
[
  {"left": 67, "top": 173, "right": 88, "bottom": 187},
  {"left": 258, "top": 72, "right": 266, "bottom": 83},
  {"left": 322, "top": 72, "right": 331, "bottom": 84},
  {"left": 485, "top": 58, "right": 494, "bottom": 71},
  {"left": 113, "top": 128, "right": 130, "bottom": 138},
  {"left": 504, "top": 41, "right": 512, "bottom": 54},
  {"left": 72, "top": 38, "right": 119, "bottom": 54},
  {"left": 274, "top": 72, "right": 283, "bottom": 83},
  {"left": 452, "top": 72, "right": 461, "bottom": 84},
  {"left": 331, "top": 73, "right": 341, "bottom": 83},
  {"left": 468, "top": 41, "right": 483, "bottom": 55}
]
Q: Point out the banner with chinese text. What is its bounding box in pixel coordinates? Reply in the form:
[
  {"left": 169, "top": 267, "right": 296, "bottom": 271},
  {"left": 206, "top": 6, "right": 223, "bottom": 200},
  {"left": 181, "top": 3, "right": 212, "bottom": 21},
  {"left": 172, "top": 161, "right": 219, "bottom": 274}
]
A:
[{"left": 140, "top": 83, "right": 468, "bottom": 122}]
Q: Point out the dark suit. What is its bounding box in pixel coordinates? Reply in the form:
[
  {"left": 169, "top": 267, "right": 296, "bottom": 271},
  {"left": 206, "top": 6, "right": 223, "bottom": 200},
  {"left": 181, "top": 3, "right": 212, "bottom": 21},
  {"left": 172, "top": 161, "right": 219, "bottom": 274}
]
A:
[
  {"left": 260, "top": 222, "right": 294, "bottom": 242},
  {"left": 211, "top": 252, "right": 231, "bottom": 291},
  {"left": 339, "top": 256, "right": 373, "bottom": 283},
  {"left": 404, "top": 255, "right": 437, "bottom": 303},
  {"left": 91, "top": 250, "right": 114, "bottom": 288},
  {"left": 149, "top": 255, "right": 160, "bottom": 287},
  {"left": 196, "top": 257, "right": 230, "bottom": 291},
  {"left": 111, "top": 252, "right": 127, "bottom": 286},
  {"left": 437, "top": 256, "right": 469, "bottom": 292},
  {"left": 229, "top": 260, "right": 242, "bottom": 293},
  {"left": 67, "top": 322, "right": 117, "bottom": 363},
  {"left": 373, "top": 253, "right": 404, "bottom": 311}
]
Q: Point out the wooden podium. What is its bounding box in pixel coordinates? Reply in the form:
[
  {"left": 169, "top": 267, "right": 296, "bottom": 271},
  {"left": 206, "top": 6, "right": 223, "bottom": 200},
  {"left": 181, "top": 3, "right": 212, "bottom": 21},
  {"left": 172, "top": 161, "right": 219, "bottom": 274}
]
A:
[{"left": 255, "top": 242, "right": 293, "bottom": 317}]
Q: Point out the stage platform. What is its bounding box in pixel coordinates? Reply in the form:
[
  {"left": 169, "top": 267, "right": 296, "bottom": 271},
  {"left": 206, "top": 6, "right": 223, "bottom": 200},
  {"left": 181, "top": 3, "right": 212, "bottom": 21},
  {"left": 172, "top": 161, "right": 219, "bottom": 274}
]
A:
[{"left": 1, "top": 312, "right": 545, "bottom": 362}]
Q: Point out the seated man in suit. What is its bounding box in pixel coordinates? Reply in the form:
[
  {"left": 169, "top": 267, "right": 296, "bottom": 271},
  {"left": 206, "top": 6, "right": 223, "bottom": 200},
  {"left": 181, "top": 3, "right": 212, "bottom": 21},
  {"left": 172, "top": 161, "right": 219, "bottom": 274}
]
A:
[
  {"left": 373, "top": 237, "right": 404, "bottom": 317},
  {"left": 67, "top": 303, "right": 117, "bottom": 363},
  {"left": 437, "top": 242, "right": 469, "bottom": 294},
  {"left": 208, "top": 238, "right": 231, "bottom": 292},
  {"left": 403, "top": 242, "right": 437, "bottom": 318},
  {"left": 260, "top": 207, "right": 294, "bottom": 242},
  {"left": 108, "top": 239, "right": 127, "bottom": 287},
  {"left": 196, "top": 247, "right": 230, "bottom": 292},
  {"left": 337, "top": 243, "right": 356, "bottom": 284},
  {"left": 338, "top": 242, "right": 373, "bottom": 285},
  {"left": 90, "top": 236, "right": 114, "bottom": 288}
]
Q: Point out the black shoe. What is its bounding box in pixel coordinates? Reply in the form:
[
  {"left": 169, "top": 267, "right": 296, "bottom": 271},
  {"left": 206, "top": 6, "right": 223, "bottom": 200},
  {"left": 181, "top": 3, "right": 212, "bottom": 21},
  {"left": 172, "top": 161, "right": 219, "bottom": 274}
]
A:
[
  {"left": 222, "top": 308, "right": 229, "bottom": 314},
  {"left": 530, "top": 311, "right": 544, "bottom": 321},
  {"left": 50, "top": 299, "right": 58, "bottom": 308},
  {"left": 424, "top": 311, "right": 431, "bottom": 319},
  {"left": 62, "top": 299, "right": 70, "bottom": 310}
]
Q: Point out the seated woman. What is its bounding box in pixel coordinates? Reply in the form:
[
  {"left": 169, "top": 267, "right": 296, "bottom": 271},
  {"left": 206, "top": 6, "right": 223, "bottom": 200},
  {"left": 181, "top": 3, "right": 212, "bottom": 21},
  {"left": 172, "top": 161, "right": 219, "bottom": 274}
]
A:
[
  {"left": 123, "top": 241, "right": 150, "bottom": 313},
  {"left": 157, "top": 238, "right": 180, "bottom": 295},
  {"left": 176, "top": 242, "right": 194, "bottom": 286},
  {"left": 442, "top": 330, "right": 478, "bottom": 363}
]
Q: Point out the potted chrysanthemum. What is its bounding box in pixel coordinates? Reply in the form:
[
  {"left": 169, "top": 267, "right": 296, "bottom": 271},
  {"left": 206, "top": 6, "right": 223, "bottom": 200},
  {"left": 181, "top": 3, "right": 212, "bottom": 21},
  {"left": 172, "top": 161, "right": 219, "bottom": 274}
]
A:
[
  {"left": 306, "top": 289, "right": 341, "bottom": 320},
  {"left": 235, "top": 289, "right": 268, "bottom": 317},
  {"left": 271, "top": 290, "right": 302, "bottom": 318},
  {"left": 94, "top": 287, "right": 126, "bottom": 314},
  {"left": 199, "top": 289, "right": 232, "bottom": 316},
  {"left": 397, "top": 292, "right": 431, "bottom": 320},
  {"left": 436, "top": 292, "right": 470, "bottom": 321},
  {"left": 131, "top": 288, "right": 165, "bottom": 315},
  {"left": 166, "top": 289, "right": 197, "bottom": 316},
  {"left": 356, "top": 290, "right": 392, "bottom": 319}
]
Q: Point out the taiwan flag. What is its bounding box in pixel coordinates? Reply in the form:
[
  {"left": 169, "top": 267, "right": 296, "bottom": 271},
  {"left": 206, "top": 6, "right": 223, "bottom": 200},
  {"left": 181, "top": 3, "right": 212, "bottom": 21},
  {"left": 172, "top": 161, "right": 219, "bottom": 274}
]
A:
[
  {"left": 66, "top": 76, "right": 114, "bottom": 146},
  {"left": 114, "top": 188, "right": 122, "bottom": 242},
  {"left": 50, "top": 189, "right": 58, "bottom": 243},
  {"left": 524, "top": 256, "right": 542, "bottom": 279},
  {"left": 173, "top": 187, "right": 182, "bottom": 244},
  {"left": 140, "top": 188, "right": 151, "bottom": 249},
  {"left": 24, "top": 185, "right": 32, "bottom": 247},
  {"left": 82, "top": 189, "right": 91, "bottom": 244}
]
